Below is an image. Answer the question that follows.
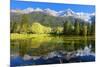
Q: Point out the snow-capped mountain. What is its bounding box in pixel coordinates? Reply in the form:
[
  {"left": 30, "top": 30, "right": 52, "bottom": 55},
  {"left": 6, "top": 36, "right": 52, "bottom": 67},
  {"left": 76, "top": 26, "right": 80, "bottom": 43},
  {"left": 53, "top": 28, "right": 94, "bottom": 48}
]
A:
[
  {"left": 11, "top": 7, "right": 95, "bottom": 22},
  {"left": 44, "top": 8, "right": 58, "bottom": 16},
  {"left": 11, "top": 7, "right": 43, "bottom": 14},
  {"left": 58, "top": 9, "right": 77, "bottom": 17}
]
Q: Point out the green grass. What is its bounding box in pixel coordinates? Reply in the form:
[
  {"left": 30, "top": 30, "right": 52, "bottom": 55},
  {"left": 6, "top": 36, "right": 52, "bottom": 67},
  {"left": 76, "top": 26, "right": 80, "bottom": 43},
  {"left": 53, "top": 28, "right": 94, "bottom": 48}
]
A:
[
  {"left": 10, "top": 33, "right": 95, "bottom": 40},
  {"left": 10, "top": 33, "right": 51, "bottom": 40}
]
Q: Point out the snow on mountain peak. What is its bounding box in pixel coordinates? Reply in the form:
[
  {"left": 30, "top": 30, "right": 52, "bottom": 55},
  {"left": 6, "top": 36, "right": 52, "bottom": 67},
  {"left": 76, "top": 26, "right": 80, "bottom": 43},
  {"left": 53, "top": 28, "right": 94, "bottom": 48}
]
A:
[
  {"left": 44, "top": 8, "right": 58, "bottom": 16},
  {"left": 22, "top": 7, "right": 43, "bottom": 13},
  {"left": 11, "top": 8, "right": 95, "bottom": 22},
  {"left": 66, "top": 8, "right": 75, "bottom": 15},
  {"left": 34, "top": 8, "right": 43, "bottom": 12},
  {"left": 58, "top": 8, "right": 76, "bottom": 17},
  {"left": 23, "top": 7, "right": 34, "bottom": 13},
  {"left": 76, "top": 12, "right": 90, "bottom": 22}
]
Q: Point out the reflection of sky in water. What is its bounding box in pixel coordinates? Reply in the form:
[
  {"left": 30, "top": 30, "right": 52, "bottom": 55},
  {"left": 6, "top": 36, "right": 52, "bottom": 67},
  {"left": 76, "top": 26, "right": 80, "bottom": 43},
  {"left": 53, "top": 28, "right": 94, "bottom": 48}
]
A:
[
  {"left": 11, "top": 44, "right": 95, "bottom": 61},
  {"left": 76, "top": 44, "right": 95, "bottom": 56},
  {"left": 10, "top": 37, "right": 95, "bottom": 66},
  {"left": 10, "top": 45, "right": 95, "bottom": 66}
]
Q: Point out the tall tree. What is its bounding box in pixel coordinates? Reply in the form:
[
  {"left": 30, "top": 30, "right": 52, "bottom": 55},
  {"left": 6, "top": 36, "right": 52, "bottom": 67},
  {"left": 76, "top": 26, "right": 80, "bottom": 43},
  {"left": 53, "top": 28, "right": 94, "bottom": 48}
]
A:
[
  {"left": 20, "top": 14, "right": 30, "bottom": 33},
  {"left": 63, "top": 20, "right": 73, "bottom": 35},
  {"left": 91, "top": 16, "right": 95, "bottom": 35},
  {"left": 82, "top": 22, "right": 88, "bottom": 36},
  {"left": 10, "top": 22, "right": 20, "bottom": 33},
  {"left": 74, "top": 19, "right": 80, "bottom": 35},
  {"left": 87, "top": 23, "right": 91, "bottom": 35}
]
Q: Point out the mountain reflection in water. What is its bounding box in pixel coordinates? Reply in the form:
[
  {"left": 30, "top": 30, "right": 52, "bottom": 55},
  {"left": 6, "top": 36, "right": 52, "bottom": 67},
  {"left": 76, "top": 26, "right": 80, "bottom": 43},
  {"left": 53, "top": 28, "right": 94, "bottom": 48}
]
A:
[
  {"left": 10, "top": 37, "right": 95, "bottom": 66},
  {"left": 11, "top": 45, "right": 95, "bottom": 66}
]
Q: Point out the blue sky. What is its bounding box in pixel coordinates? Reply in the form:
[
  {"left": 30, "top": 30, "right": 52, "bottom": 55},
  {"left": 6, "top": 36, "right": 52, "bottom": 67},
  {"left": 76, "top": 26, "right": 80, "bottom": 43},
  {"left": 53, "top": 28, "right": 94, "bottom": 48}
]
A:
[{"left": 11, "top": 0, "right": 95, "bottom": 13}]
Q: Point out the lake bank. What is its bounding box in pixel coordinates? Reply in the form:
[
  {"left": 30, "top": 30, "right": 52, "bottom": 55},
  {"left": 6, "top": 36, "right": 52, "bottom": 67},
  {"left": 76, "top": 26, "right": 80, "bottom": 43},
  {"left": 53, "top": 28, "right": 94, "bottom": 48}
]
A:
[{"left": 10, "top": 33, "right": 95, "bottom": 40}]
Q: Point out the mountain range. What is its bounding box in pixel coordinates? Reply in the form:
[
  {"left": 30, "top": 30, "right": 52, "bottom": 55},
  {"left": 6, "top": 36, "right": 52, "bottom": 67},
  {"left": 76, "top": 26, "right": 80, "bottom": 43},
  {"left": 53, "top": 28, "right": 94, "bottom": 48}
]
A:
[{"left": 10, "top": 8, "right": 95, "bottom": 27}]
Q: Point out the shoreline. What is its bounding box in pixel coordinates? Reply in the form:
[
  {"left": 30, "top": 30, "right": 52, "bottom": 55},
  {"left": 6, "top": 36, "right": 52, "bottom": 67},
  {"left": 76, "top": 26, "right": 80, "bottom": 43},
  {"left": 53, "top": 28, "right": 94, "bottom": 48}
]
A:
[{"left": 10, "top": 33, "right": 95, "bottom": 40}]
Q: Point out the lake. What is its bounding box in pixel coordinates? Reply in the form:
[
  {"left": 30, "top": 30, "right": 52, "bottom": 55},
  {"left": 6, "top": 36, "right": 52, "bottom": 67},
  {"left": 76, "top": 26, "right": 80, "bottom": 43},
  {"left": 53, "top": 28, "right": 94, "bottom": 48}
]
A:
[{"left": 10, "top": 36, "right": 95, "bottom": 66}]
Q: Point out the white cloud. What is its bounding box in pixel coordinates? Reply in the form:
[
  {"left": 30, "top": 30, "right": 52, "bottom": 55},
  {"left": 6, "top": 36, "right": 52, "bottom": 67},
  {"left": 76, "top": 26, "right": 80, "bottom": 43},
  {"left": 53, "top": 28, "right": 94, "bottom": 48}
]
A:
[{"left": 17, "top": 0, "right": 95, "bottom": 5}]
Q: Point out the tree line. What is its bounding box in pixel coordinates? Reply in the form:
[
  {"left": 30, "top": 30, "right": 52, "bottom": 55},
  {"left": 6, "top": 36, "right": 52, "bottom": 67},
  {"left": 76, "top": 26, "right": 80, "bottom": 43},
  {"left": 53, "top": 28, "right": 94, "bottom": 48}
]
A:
[{"left": 10, "top": 14, "right": 95, "bottom": 36}]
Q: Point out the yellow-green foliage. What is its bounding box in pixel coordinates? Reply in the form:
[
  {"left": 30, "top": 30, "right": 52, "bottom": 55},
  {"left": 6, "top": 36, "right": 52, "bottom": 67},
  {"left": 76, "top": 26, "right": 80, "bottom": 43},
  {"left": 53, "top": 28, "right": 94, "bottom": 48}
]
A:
[
  {"left": 11, "top": 33, "right": 29, "bottom": 40},
  {"left": 56, "top": 27, "right": 63, "bottom": 34},
  {"left": 10, "top": 33, "right": 51, "bottom": 40},
  {"left": 31, "top": 22, "right": 51, "bottom": 34},
  {"left": 43, "top": 26, "right": 51, "bottom": 34},
  {"left": 53, "top": 27, "right": 63, "bottom": 34},
  {"left": 11, "top": 33, "right": 95, "bottom": 42},
  {"left": 31, "top": 22, "right": 44, "bottom": 34}
]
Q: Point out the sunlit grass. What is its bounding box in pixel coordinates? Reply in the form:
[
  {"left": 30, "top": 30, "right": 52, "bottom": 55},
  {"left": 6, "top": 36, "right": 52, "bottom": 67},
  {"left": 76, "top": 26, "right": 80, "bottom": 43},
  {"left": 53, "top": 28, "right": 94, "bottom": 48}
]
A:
[
  {"left": 10, "top": 33, "right": 95, "bottom": 40},
  {"left": 10, "top": 33, "right": 51, "bottom": 40}
]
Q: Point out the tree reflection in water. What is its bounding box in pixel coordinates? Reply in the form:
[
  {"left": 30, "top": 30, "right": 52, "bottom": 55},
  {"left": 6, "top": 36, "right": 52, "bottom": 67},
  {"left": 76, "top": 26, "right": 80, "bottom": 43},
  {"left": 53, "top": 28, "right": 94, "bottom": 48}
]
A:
[{"left": 10, "top": 36, "right": 95, "bottom": 66}]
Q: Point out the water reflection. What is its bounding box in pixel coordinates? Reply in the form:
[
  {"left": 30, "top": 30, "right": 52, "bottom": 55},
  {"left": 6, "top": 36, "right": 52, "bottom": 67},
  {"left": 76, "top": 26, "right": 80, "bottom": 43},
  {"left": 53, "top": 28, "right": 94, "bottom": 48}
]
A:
[{"left": 10, "top": 36, "right": 95, "bottom": 66}]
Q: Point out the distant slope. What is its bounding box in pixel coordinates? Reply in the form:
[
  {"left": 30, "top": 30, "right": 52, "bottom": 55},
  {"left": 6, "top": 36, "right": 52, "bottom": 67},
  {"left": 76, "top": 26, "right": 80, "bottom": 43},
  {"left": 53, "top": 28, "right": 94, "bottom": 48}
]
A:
[{"left": 10, "top": 8, "right": 95, "bottom": 27}]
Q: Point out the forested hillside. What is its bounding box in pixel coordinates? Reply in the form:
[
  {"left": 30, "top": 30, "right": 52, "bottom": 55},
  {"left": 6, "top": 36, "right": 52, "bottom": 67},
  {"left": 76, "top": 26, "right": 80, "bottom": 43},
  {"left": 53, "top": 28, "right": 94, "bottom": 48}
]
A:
[{"left": 10, "top": 9, "right": 95, "bottom": 35}]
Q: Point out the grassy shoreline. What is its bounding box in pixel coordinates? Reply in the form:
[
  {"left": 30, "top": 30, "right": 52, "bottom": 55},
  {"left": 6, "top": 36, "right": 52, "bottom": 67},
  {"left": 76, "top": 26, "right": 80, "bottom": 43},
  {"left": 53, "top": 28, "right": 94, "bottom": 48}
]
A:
[{"left": 10, "top": 33, "right": 95, "bottom": 40}]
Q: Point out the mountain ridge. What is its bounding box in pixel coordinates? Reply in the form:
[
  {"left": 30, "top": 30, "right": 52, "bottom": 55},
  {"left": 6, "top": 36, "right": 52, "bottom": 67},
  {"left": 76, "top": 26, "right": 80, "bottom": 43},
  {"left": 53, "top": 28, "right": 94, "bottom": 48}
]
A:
[
  {"left": 11, "top": 7, "right": 95, "bottom": 22},
  {"left": 10, "top": 8, "right": 95, "bottom": 27}
]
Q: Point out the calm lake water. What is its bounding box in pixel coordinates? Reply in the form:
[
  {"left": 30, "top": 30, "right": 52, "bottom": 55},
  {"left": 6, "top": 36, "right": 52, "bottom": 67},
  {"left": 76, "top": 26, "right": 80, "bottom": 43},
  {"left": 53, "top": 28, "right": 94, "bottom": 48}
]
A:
[{"left": 10, "top": 36, "right": 95, "bottom": 66}]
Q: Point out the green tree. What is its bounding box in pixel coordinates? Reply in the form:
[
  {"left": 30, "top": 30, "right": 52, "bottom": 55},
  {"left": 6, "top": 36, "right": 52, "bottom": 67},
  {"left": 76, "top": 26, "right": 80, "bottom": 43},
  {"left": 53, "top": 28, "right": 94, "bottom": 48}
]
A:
[
  {"left": 63, "top": 20, "right": 73, "bottom": 35},
  {"left": 20, "top": 14, "right": 30, "bottom": 33},
  {"left": 74, "top": 19, "right": 80, "bottom": 35},
  {"left": 80, "top": 22, "right": 88, "bottom": 36},
  {"left": 10, "top": 21, "right": 16, "bottom": 33},
  {"left": 52, "top": 27, "right": 63, "bottom": 34},
  {"left": 91, "top": 22, "right": 95, "bottom": 35},
  {"left": 43, "top": 26, "right": 51, "bottom": 34},
  {"left": 56, "top": 27, "right": 63, "bottom": 34},
  {"left": 10, "top": 22, "right": 20, "bottom": 33},
  {"left": 90, "top": 16, "right": 95, "bottom": 35},
  {"left": 82, "top": 23, "right": 88, "bottom": 36},
  {"left": 87, "top": 23, "right": 91, "bottom": 35}
]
